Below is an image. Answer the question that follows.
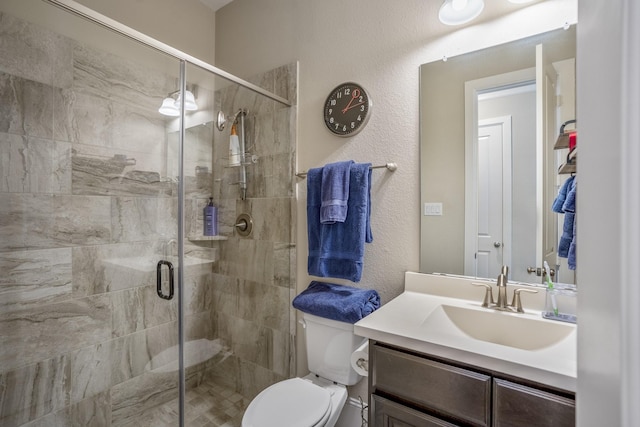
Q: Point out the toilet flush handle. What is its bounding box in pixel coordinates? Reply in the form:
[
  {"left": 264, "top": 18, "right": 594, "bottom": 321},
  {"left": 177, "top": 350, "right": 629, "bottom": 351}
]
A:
[{"left": 298, "top": 318, "right": 307, "bottom": 329}]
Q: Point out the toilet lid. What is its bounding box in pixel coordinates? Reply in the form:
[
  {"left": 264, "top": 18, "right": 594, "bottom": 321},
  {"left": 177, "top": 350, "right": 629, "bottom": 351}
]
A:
[{"left": 243, "top": 378, "right": 332, "bottom": 427}]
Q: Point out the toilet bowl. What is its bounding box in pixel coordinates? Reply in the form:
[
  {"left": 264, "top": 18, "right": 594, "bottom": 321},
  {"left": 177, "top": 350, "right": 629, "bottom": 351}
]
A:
[
  {"left": 241, "top": 374, "right": 347, "bottom": 427},
  {"left": 241, "top": 313, "right": 364, "bottom": 427}
]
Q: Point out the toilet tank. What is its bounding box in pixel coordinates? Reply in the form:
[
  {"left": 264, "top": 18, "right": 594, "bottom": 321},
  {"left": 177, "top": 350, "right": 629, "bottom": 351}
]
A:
[{"left": 303, "top": 312, "right": 365, "bottom": 386}]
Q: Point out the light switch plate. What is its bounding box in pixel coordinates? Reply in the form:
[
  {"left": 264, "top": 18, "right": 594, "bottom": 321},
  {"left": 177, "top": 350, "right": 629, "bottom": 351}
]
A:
[{"left": 424, "top": 202, "right": 443, "bottom": 216}]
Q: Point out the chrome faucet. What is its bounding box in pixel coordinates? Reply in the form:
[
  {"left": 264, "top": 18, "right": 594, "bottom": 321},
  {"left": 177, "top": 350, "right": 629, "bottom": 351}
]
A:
[{"left": 472, "top": 266, "right": 538, "bottom": 313}]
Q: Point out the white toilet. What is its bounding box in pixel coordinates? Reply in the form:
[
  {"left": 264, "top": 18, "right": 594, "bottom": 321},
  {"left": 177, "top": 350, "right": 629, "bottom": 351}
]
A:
[{"left": 242, "top": 312, "right": 365, "bottom": 427}]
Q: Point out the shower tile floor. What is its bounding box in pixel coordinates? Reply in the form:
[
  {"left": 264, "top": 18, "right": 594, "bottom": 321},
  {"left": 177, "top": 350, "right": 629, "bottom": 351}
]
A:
[{"left": 120, "top": 378, "right": 250, "bottom": 427}]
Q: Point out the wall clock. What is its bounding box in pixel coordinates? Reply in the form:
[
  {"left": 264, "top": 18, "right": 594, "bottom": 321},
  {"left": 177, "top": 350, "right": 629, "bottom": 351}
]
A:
[{"left": 323, "top": 82, "right": 372, "bottom": 137}]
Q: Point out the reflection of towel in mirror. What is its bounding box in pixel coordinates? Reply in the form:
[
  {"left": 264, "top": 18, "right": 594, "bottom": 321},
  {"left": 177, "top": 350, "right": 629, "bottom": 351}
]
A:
[
  {"left": 558, "top": 179, "right": 577, "bottom": 264},
  {"left": 292, "top": 281, "right": 380, "bottom": 324},
  {"left": 320, "top": 160, "right": 354, "bottom": 224},
  {"left": 553, "top": 176, "right": 575, "bottom": 213},
  {"left": 307, "top": 163, "right": 372, "bottom": 282},
  {"left": 568, "top": 214, "right": 577, "bottom": 270}
]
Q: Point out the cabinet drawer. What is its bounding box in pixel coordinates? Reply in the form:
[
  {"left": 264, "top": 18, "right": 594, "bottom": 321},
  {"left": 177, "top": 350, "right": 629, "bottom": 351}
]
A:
[
  {"left": 372, "top": 394, "right": 460, "bottom": 427},
  {"left": 372, "top": 345, "right": 491, "bottom": 426},
  {"left": 493, "top": 379, "right": 575, "bottom": 427}
]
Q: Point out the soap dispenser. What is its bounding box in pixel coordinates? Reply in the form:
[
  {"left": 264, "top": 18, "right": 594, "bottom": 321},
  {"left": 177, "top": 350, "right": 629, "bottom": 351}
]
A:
[{"left": 203, "top": 198, "right": 217, "bottom": 236}]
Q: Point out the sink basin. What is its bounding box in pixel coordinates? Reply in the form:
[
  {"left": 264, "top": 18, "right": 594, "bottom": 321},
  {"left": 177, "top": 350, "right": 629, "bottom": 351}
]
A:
[{"left": 423, "top": 304, "right": 574, "bottom": 351}]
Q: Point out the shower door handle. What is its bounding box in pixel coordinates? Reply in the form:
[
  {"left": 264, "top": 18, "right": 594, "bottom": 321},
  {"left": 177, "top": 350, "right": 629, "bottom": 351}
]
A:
[{"left": 156, "top": 260, "right": 175, "bottom": 300}]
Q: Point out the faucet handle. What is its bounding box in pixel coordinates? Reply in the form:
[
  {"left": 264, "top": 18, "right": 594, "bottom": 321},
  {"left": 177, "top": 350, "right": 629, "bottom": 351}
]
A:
[
  {"left": 510, "top": 288, "right": 538, "bottom": 313},
  {"left": 472, "top": 283, "right": 495, "bottom": 308}
]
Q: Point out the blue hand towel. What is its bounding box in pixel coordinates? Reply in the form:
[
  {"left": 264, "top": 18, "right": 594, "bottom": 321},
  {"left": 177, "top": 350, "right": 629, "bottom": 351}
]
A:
[
  {"left": 320, "top": 160, "right": 354, "bottom": 224},
  {"left": 292, "top": 281, "right": 380, "bottom": 324},
  {"left": 562, "top": 178, "right": 576, "bottom": 214},
  {"left": 307, "top": 162, "right": 372, "bottom": 282},
  {"left": 553, "top": 176, "right": 575, "bottom": 213}
]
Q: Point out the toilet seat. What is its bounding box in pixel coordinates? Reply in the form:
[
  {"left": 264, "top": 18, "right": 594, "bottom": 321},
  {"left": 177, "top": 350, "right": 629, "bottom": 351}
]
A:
[{"left": 242, "top": 377, "right": 332, "bottom": 427}]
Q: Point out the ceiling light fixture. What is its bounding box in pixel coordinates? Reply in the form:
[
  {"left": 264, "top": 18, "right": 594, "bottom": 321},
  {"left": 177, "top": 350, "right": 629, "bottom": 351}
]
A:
[
  {"left": 438, "top": 0, "right": 484, "bottom": 26},
  {"left": 158, "top": 89, "right": 199, "bottom": 116}
]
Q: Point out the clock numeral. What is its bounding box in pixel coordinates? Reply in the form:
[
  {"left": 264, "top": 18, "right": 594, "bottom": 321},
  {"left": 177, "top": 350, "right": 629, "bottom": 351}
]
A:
[
  {"left": 330, "top": 99, "right": 337, "bottom": 106},
  {"left": 357, "top": 115, "right": 362, "bottom": 121},
  {"left": 345, "top": 88, "right": 351, "bottom": 96},
  {"left": 360, "top": 105, "right": 365, "bottom": 112},
  {"left": 334, "top": 123, "right": 340, "bottom": 130},
  {"left": 329, "top": 117, "right": 335, "bottom": 124},
  {"left": 342, "top": 125, "right": 347, "bottom": 132},
  {"left": 350, "top": 122, "right": 355, "bottom": 129},
  {"left": 328, "top": 108, "right": 333, "bottom": 115},
  {"left": 336, "top": 91, "right": 342, "bottom": 99}
]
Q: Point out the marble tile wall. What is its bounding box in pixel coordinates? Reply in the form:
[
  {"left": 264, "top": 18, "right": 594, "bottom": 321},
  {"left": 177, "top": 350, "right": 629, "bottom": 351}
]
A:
[
  {"left": 197, "top": 62, "right": 297, "bottom": 400},
  {"left": 0, "top": 9, "right": 296, "bottom": 427}
]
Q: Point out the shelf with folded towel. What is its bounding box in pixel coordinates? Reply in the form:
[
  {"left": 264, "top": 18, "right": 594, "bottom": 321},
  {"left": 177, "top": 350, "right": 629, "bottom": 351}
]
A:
[
  {"left": 554, "top": 120, "right": 577, "bottom": 150},
  {"left": 296, "top": 162, "right": 397, "bottom": 178}
]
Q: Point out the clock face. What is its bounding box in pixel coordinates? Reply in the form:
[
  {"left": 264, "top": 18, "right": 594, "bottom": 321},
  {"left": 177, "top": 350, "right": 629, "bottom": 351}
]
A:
[{"left": 323, "top": 82, "right": 372, "bottom": 137}]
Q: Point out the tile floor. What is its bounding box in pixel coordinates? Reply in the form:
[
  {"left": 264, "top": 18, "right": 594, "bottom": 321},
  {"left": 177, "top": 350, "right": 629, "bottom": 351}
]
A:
[{"left": 118, "top": 379, "right": 250, "bottom": 427}]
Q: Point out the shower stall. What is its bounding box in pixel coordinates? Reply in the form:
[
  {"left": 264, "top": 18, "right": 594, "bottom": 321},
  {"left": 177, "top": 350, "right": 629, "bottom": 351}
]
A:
[{"left": 0, "top": 1, "right": 297, "bottom": 426}]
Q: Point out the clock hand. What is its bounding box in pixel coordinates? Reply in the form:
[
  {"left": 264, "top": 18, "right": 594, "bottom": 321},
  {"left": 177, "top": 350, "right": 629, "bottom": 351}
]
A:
[
  {"left": 342, "top": 101, "right": 365, "bottom": 112},
  {"left": 341, "top": 89, "right": 360, "bottom": 113}
]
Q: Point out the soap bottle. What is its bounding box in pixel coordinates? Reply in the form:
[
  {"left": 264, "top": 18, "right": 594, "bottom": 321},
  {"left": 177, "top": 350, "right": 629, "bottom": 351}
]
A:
[{"left": 203, "top": 198, "right": 217, "bottom": 236}]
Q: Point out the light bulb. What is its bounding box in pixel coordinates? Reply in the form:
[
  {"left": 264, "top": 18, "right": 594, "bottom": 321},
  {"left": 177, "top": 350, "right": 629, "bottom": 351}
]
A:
[{"left": 451, "top": 0, "right": 468, "bottom": 11}]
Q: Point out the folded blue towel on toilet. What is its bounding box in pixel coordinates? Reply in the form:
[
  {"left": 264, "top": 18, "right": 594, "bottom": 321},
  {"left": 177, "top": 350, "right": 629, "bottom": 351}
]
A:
[{"left": 292, "top": 281, "right": 380, "bottom": 324}]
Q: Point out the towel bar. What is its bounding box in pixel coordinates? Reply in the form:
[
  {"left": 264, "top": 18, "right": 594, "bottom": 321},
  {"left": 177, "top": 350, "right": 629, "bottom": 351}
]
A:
[{"left": 295, "top": 162, "right": 397, "bottom": 178}]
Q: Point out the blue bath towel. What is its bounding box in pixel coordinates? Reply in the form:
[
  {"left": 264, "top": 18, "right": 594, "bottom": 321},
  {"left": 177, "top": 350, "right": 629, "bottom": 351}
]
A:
[
  {"left": 307, "top": 162, "right": 372, "bottom": 282},
  {"left": 558, "top": 178, "right": 577, "bottom": 262},
  {"left": 568, "top": 214, "right": 577, "bottom": 270},
  {"left": 292, "top": 281, "right": 380, "bottom": 324},
  {"left": 558, "top": 212, "right": 574, "bottom": 257},
  {"left": 553, "top": 176, "right": 575, "bottom": 213},
  {"left": 320, "top": 160, "right": 354, "bottom": 224}
]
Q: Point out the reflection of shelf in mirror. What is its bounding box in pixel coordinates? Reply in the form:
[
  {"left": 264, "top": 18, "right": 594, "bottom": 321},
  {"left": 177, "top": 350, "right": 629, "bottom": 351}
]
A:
[
  {"left": 554, "top": 130, "right": 577, "bottom": 149},
  {"left": 187, "top": 235, "right": 228, "bottom": 242},
  {"left": 558, "top": 162, "right": 576, "bottom": 174}
]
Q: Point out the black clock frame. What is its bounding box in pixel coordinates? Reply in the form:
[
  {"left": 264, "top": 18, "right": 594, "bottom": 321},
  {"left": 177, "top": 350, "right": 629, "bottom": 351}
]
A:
[{"left": 323, "top": 82, "right": 372, "bottom": 137}]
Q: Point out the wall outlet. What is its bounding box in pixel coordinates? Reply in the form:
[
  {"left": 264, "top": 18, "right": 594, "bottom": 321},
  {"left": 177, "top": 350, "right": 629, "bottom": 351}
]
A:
[{"left": 424, "top": 202, "right": 443, "bottom": 216}]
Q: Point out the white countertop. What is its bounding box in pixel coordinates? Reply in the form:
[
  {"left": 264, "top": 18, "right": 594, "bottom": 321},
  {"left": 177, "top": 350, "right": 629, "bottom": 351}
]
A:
[{"left": 354, "top": 272, "right": 577, "bottom": 393}]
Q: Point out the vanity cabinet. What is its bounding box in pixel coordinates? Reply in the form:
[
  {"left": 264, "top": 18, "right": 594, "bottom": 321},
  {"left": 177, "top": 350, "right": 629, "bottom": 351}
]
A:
[{"left": 369, "top": 342, "right": 575, "bottom": 427}]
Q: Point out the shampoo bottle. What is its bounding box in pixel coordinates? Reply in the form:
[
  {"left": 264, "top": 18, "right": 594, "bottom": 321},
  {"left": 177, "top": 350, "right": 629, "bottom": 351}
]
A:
[
  {"left": 229, "top": 124, "right": 241, "bottom": 167},
  {"left": 203, "top": 198, "right": 217, "bottom": 236}
]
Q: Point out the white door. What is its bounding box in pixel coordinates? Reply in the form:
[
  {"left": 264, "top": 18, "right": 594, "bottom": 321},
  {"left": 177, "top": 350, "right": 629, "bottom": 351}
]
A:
[{"left": 475, "top": 117, "right": 513, "bottom": 278}]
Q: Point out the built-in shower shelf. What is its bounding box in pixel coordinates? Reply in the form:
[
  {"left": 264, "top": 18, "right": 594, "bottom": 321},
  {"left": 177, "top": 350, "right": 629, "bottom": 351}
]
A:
[{"left": 187, "top": 235, "right": 228, "bottom": 242}]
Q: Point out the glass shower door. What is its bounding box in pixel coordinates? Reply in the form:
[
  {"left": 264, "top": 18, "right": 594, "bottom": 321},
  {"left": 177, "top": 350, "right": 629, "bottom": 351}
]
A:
[{"left": 0, "top": 2, "right": 185, "bottom": 426}]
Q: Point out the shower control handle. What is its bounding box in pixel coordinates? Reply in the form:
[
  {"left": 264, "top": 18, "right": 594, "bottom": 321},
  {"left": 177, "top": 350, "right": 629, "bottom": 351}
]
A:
[{"left": 156, "top": 260, "right": 175, "bottom": 300}]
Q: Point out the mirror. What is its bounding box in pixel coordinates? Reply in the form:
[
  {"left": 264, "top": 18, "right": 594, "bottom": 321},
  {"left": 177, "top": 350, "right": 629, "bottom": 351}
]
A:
[{"left": 420, "top": 27, "right": 576, "bottom": 284}]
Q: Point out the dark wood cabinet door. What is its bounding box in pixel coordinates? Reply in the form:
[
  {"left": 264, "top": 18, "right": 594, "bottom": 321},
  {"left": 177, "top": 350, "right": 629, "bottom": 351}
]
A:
[
  {"left": 372, "top": 395, "right": 460, "bottom": 427},
  {"left": 493, "top": 378, "right": 575, "bottom": 427},
  {"left": 372, "top": 345, "right": 491, "bottom": 426}
]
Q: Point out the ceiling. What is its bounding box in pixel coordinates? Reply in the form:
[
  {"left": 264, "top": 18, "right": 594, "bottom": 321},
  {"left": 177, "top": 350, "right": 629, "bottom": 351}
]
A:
[
  {"left": 199, "top": 0, "right": 545, "bottom": 26},
  {"left": 199, "top": 0, "right": 233, "bottom": 12}
]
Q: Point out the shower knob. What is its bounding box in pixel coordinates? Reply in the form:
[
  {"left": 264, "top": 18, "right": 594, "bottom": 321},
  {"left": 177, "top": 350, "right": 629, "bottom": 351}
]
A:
[{"left": 493, "top": 242, "right": 502, "bottom": 248}]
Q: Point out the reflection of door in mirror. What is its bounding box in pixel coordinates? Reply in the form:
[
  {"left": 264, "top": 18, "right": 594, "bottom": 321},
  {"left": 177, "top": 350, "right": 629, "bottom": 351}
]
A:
[{"left": 464, "top": 71, "right": 536, "bottom": 283}]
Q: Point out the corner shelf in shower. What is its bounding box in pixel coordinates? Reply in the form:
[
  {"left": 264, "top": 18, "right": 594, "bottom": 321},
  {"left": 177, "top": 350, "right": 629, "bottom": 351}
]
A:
[{"left": 187, "top": 235, "right": 229, "bottom": 242}]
